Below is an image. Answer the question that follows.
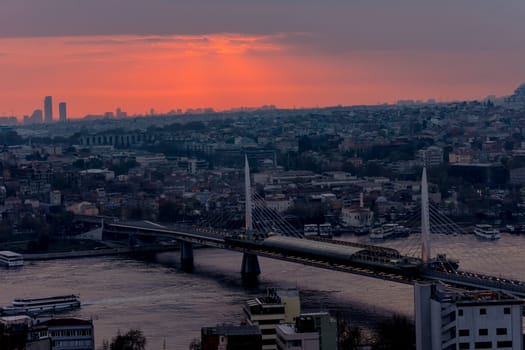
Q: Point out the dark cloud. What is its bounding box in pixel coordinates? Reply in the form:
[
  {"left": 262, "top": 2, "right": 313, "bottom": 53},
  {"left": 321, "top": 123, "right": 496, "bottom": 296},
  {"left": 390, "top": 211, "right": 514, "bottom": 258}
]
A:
[
  {"left": 0, "top": 0, "right": 524, "bottom": 53},
  {"left": 65, "top": 36, "right": 210, "bottom": 47}
]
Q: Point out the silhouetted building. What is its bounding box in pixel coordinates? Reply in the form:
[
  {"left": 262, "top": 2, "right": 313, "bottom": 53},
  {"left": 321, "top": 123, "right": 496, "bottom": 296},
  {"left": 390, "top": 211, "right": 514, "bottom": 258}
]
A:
[
  {"left": 44, "top": 96, "right": 53, "bottom": 123},
  {"left": 201, "top": 324, "right": 262, "bottom": 350},
  {"left": 24, "top": 109, "right": 43, "bottom": 124},
  {"left": 59, "top": 102, "right": 67, "bottom": 122},
  {"left": 0, "top": 315, "right": 32, "bottom": 350},
  {"left": 448, "top": 163, "right": 509, "bottom": 185},
  {"left": 505, "top": 83, "right": 525, "bottom": 109}
]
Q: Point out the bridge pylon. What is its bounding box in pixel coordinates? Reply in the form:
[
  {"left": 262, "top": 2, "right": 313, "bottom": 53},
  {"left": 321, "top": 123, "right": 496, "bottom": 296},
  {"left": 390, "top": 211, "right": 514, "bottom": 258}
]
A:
[
  {"left": 180, "top": 241, "right": 194, "bottom": 272},
  {"left": 241, "top": 155, "right": 260, "bottom": 285},
  {"left": 421, "top": 167, "right": 431, "bottom": 265}
]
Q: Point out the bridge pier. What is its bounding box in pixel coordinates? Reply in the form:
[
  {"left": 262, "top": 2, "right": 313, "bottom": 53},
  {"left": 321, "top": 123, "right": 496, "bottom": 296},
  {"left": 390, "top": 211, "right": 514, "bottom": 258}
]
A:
[
  {"left": 241, "top": 253, "right": 260, "bottom": 286},
  {"left": 180, "top": 241, "right": 194, "bottom": 272}
]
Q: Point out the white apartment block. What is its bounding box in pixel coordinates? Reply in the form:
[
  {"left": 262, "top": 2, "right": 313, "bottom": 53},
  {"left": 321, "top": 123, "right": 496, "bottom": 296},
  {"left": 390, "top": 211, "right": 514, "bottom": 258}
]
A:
[{"left": 415, "top": 283, "right": 523, "bottom": 350}]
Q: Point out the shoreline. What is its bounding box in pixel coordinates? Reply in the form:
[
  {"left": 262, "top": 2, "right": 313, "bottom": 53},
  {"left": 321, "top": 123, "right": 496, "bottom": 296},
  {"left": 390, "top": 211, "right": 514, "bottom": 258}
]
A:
[{"left": 22, "top": 244, "right": 180, "bottom": 261}]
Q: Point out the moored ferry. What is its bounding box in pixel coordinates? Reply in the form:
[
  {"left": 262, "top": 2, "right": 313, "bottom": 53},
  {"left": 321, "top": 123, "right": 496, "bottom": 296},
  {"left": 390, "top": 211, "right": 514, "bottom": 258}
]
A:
[
  {"left": 473, "top": 224, "right": 500, "bottom": 240},
  {"left": 0, "top": 295, "right": 81, "bottom": 315},
  {"left": 0, "top": 251, "right": 24, "bottom": 267},
  {"left": 370, "top": 223, "right": 410, "bottom": 240}
]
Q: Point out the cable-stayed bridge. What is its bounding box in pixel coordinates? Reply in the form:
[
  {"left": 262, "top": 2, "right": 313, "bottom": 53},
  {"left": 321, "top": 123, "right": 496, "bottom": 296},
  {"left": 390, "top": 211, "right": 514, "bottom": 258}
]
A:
[{"left": 91, "top": 158, "right": 525, "bottom": 297}]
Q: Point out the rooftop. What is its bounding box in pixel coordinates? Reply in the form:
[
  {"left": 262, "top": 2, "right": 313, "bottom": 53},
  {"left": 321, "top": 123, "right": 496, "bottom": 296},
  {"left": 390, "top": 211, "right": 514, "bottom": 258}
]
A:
[
  {"left": 432, "top": 284, "right": 522, "bottom": 305},
  {"left": 202, "top": 324, "right": 261, "bottom": 337}
]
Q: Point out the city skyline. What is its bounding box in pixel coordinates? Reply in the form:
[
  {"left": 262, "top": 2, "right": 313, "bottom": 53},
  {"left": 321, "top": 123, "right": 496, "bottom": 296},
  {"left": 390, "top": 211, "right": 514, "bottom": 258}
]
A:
[{"left": 1, "top": 1, "right": 525, "bottom": 117}]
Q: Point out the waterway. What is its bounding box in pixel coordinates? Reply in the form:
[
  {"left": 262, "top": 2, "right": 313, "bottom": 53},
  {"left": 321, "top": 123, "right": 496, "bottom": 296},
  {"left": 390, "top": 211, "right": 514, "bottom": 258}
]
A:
[{"left": 1, "top": 233, "right": 525, "bottom": 349}]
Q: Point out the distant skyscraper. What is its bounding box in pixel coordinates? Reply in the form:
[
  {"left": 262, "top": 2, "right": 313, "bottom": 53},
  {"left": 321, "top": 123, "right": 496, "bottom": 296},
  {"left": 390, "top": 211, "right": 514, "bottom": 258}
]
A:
[
  {"left": 59, "top": 102, "right": 67, "bottom": 122},
  {"left": 44, "top": 96, "right": 53, "bottom": 123}
]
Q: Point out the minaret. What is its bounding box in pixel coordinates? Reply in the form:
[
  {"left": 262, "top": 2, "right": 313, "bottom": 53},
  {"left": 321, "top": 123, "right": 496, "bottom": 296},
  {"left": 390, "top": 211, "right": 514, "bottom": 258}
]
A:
[{"left": 421, "top": 167, "right": 430, "bottom": 265}]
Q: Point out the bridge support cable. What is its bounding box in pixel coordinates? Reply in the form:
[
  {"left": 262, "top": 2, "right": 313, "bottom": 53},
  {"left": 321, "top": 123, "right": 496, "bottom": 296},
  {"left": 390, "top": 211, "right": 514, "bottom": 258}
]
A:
[
  {"left": 426, "top": 205, "right": 519, "bottom": 280},
  {"left": 252, "top": 205, "right": 292, "bottom": 238},
  {"left": 252, "top": 193, "right": 302, "bottom": 237},
  {"left": 378, "top": 205, "right": 424, "bottom": 258},
  {"left": 429, "top": 205, "right": 470, "bottom": 235},
  {"left": 251, "top": 206, "right": 279, "bottom": 236},
  {"left": 252, "top": 198, "right": 302, "bottom": 238}
]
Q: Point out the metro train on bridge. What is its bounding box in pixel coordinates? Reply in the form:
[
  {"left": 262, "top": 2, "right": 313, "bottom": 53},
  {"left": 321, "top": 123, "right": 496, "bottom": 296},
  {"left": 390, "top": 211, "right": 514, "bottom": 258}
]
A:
[{"left": 224, "top": 234, "right": 459, "bottom": 278}]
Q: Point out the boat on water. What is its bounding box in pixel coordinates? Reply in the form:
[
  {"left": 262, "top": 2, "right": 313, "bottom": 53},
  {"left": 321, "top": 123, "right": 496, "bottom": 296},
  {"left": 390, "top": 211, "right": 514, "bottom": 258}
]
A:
[
  {"left": 318, "top": 223, "right": 333, "bottom": 239},
  {"left": 473, "top": 224, "right": 500, "bottom": 240},
  {"left": 303, "top": 224, "right": 319, "bottom": 237},
  {"left": 0, "top": 251, "right": 24, "bottom": 267},
  {"left": 0, "top": 295, "right": 81, "bottom": 315},
  {"left": 503, "top": 224, "right": 525, "bottom": 235},
  {"left": 370, "top": 223, "right": 410, "bottom": 240}
]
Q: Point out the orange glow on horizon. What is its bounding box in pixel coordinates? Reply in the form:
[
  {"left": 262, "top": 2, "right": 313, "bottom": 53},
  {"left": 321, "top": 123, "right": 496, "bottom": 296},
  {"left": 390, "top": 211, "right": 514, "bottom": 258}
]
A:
[{"left": 0, "top": 33, "right": 521, "bottom": 118}]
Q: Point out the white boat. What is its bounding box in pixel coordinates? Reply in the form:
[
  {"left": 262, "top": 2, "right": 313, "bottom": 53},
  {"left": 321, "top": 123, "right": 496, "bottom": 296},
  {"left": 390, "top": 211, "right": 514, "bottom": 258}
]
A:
[
  {"left": 303, "top": 224, "right": 318, "bottom": 237},
  {"left": 473, "top": 224, "right": 500, "bottom": 240},
  {"left": 0, "top": 251, "right": 24, "bottom": 267},
  {"left": 370, "top": 224, "right": 410, "bottom": 240},
  {"left": 1, "top": 295, "right": 81, "bottom": 315},
  {"left": 319, "top": 223, "right": 333, "bottom": 239}
]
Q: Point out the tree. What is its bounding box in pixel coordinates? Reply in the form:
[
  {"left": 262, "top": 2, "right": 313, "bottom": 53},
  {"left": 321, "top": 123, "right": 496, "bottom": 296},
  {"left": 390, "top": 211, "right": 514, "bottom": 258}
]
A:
[
  {"left": 371, "top": 314, "right": 415, "bottom": 350},
  {"left": 338, "top": 318, "right": 363, "bottom": 350},
  {"left": 189, "top": 338, "right": 201, "bottom": 350},
  {"left": 100, "top": 329, "right": 146, "bottom": 350}
]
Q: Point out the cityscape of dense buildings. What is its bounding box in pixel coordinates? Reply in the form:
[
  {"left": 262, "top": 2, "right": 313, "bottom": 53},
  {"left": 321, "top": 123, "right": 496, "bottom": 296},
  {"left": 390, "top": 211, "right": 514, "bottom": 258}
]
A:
[{"left": 1, "top": 84, "right": 525, "bottom": 349}]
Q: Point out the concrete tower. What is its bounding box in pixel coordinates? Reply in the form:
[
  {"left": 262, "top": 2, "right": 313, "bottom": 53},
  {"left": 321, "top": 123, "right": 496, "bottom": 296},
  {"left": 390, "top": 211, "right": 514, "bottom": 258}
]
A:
[
  {"left": 44, "top": 96, "right": 53, "bottom": 123},
  {"left": 59, "top": 102, "right": 67, "bottom": 122}
]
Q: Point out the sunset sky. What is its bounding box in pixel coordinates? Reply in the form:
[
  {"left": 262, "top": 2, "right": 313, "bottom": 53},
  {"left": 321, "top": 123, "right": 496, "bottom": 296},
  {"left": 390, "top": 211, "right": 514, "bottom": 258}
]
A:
[{"left": 1, "top": 1, "right": 525, "bottom": 118}]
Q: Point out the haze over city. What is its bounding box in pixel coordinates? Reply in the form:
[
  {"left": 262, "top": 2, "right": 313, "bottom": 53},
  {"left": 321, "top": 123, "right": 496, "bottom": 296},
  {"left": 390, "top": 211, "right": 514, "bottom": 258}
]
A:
[{"left": 2, "top": 0, "right": 525, "bottom": 117}]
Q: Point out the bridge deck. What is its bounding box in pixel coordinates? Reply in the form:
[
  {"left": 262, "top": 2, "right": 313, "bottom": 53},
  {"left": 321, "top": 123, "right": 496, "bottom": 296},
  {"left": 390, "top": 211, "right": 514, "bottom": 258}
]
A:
[{"left": 103, "top": 221, "right": 525, "bottom": 297}]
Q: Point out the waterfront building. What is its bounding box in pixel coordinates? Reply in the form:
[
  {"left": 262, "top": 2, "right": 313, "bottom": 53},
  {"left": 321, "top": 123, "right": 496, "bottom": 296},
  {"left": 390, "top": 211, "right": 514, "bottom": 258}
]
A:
[
  {"left": 201, "top": 324, "right": 262, "bottom": 350},
  {"left": 44, "top": 96, "right": 53, "bottom": 123},
  {"left": 276, "top": 313, "right": 337, "bottom": 350},
  {"left": 276, "top": 320, "right": 319, "bottom": 350},
  {"left": 31, "top": 318, "right": 94, "bottom": 350},
  {"left": 415, "top": 283, "right": 523, "bottom": 350},
  {"left": 340, "top": 206, "right": 373, "bottom": 228},
  {"left": 417, "top": 146, "right": 444, "bottom": 168},
  {"left": 59, "top": 102, "right": 67, "bottom": 122},
  {"left": 299, "top": 313, "right": 337, "bottom": 350},
  {"left": 244, "top": 289, "right": 301, "bottom": 350}
]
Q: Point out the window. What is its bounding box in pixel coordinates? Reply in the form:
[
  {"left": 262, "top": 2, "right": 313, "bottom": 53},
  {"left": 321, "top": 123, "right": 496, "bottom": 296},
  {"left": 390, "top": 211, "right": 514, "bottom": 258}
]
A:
[
  {"left": 479, "top": 308, "right": 486, "bottom": 315},
  {"left": 459, "top": 329, "right": 470, "bottom": 337},
  {"left": 497, "top": 341, "right": 513, "bottom": 348},
  {"left": 478, "top": 329, "right": 488, "bottom": 336},
  {"left": 474, "top": 342, "right": 492, "bottom": 349},
  {"left": 458, "top": 309, "right": 464, "bottom": 316},
  {"left": 496, "top": 328, "right": 507, "bottom": 335},
  {"left": 503, "top": 307, "right": 510, "bottom": 314},
  {"left": 459, "top": 343, "right": 470, "bottom": 349}
]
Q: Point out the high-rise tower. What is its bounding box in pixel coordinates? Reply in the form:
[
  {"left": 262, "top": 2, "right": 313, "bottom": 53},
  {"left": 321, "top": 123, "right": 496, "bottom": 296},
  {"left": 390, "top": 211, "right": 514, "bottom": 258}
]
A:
[
  {"left": 59, "top": 102, "right": 67, "bottom": 122},
  {"left": 44, "top": 96, "right": 53, "bottom": 123}
]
